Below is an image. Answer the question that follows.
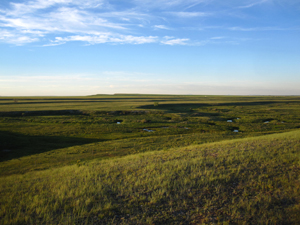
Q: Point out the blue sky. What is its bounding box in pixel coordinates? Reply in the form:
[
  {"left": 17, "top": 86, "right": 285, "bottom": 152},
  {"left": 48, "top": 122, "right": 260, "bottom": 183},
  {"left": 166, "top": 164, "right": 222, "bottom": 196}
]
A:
[{"left": 0, "top": 0, "right": 299, "bottom": 96}]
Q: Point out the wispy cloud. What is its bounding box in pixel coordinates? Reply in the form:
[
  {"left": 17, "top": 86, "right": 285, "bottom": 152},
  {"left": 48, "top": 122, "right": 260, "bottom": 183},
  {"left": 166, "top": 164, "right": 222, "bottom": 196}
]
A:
[
  {"left": 47, "top": 34, "right": 158, "bottom": 45},
  {"left": 0, "top": 0, "right": 297, "bottom": 46},
  {"left": 6, "top": 0, "right": 107, "bottom": 15},
  {"left": 131, "top": 0, "right": 209, "bottom": 9},
  {"left": 0, "top": 29, "right": 40, "bottom": 45},
  {"left": 1, "top": 5, "right": 127, "bottom": 32},
  {"left": 161, "top": 37, "right": 189, "bottom": 45},
  {"left": 153, "top": 25, "right": 171, "bottom": 30},
  {"left": 237, "top": 0, "right": 270, "bottom": 9},
  {"left": 168, "top": 11, "right": 212, "bottom": 18},
  {"left": 2, "top": 0, "right": 231, "bottom": 46},
  {"left": 0, "top": 0, "right": 148, "bottom": 45},
  {"left": 47, "top": 34, "right": 197, "bottom": 46},
  {"left": 210, "top": 36, "right": 225, "bottom": 40},
  {"left": 228, "top": 26, "right": 298, "bottom": 31}
]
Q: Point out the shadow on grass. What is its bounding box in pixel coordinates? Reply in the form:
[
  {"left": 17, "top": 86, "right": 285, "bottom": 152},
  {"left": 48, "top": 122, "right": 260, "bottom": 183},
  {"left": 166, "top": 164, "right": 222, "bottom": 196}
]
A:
[
  {"left": 0, "top": 131, "right": 102, "bottom": 162},
  {"left": 138, "top": 101, "right": 300, "bottom": 112},
  {"left": 139, "top": 103, "right": 210, "bottom": 112}
]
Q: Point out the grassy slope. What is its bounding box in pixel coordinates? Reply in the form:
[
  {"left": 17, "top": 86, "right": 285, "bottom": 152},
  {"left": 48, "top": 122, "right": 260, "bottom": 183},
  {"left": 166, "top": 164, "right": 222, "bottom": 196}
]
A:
[
  {"left": 1, "top": 130, "right": 300, "bottom": 224},
  {"left": 1, "top": 95, "right": 300, "bottom": 177}
]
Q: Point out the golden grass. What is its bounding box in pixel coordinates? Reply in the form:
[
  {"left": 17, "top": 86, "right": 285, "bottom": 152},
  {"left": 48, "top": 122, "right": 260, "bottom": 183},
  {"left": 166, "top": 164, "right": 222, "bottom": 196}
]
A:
[{"left": 1, "top": 130, "right": 300, "bottom": 224}]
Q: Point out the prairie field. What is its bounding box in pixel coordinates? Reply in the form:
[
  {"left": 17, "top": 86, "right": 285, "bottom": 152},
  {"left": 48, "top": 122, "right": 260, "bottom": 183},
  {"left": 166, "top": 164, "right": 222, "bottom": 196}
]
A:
[{"left": 0, "top": 95, "right": 300, "bottom": 224}]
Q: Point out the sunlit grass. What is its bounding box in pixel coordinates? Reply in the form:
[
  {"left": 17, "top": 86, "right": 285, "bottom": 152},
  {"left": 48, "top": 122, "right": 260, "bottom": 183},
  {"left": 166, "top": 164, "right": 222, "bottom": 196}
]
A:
[
  {"left": 1, "top": 130, "right": 299, "bottom": 224},
  {"left": 1, "top": 95, "right": 300, "bottom": 224}
]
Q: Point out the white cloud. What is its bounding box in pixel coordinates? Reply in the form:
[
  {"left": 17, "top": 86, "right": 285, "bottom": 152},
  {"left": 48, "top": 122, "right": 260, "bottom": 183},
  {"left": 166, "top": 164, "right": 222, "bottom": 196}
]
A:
[
  {"left": 0, "top": 0, "right": 295, "bottom": 47},
  {"left": 161, "top": 37, "right": 189, "bottom": 45},
  {"left": 44, "top": 34, "right": 250, "bottom": 47},
  {"left": 163, "top": 36, "right": 175, "bottom": 39},
  {"left": 228, "top": 26, "right": 295, "bottom": 31},
  {"left": 7, "top": 0, "right": 105, "bottom": 16},
  {"left": 131, "top": 0, "right": 209, "bottom": 9},
  {"left": 210, "top": 36, "right": 225, "bottom": 40},
  {"left": 0, "top": 29, "right": 39, "bottom": 45},
  {"left": 0, "top": 0, "right": 168, "bottom": 46},
  {"left": 112, "top": 35, "right": 158, "bottom": 44},
  {"left": 1, "top": 6, "right": 126, "bottom": 33},
  {"left": 153, "top": 25, "right": 171, "bottom": 30},
  {"left": 168, "top": 11, "right": 212, "bottom": 17},
  {"left": 237, "top": 0, "right": 270, "bottom": 9},
  {"left": 49, "top": 34, "right": 158, "bottom": 45}
]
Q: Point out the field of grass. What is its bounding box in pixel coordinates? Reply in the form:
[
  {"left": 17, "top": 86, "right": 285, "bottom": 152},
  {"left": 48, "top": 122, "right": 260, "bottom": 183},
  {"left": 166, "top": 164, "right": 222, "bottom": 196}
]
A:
[
  {"left": 0, "top": 95, "right": 300, "bottom": 224},
  {"left": 1, "top": 130, "right": 300, "bottom": 224}
]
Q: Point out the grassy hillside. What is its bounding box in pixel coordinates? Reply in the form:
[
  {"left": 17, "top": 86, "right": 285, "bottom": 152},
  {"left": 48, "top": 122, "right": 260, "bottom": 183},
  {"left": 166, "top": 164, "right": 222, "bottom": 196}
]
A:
[
  {"left": 1, "top": 130, "right": 300, "bottom": 224},
  {"left": 1, "top": 95, "right": 300, "bottom": 177},
  {"left": 1, "top": 95, "right": 300, "bottom": 224}
]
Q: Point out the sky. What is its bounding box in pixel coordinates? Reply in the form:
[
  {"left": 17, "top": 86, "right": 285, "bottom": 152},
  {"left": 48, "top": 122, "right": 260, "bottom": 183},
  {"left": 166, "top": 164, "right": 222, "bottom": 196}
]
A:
[{"left": 0, "top": 0, "right": 299, "bottom": 96}]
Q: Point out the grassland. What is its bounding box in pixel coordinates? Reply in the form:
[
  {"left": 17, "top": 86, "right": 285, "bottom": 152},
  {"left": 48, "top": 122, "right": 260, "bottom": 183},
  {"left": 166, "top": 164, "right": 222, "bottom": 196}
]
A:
[
  {"left": 1, "top": 130, "right": 300, "bottom": 224},
  {"left": 0, "top": 95, "right": 300, "bottom": 224}
]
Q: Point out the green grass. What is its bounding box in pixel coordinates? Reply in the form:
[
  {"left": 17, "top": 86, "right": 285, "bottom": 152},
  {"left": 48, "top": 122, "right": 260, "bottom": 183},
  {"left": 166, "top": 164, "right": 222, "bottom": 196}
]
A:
[
  {"left": 1, "top": 95, "right": 300, "bottom": 224},
  {"left": 1, "top": 130, "right": 300, "bottom": 224},
  {"left": 1, "top": 95, "right": 300, "bottom": 176},
  {"left": 1, "top": 95, "right": 299, "bottom": 112}
]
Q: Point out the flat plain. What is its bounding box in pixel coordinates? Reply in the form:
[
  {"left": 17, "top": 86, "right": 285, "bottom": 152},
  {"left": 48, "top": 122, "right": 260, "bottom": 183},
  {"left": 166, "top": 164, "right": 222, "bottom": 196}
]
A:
[{"left": 0, "top": 95, "right": 300, "bottom": 224}]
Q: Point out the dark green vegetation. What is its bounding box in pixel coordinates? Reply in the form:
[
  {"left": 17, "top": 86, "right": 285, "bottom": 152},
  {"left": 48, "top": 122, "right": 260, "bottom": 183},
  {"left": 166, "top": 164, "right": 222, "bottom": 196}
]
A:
[{"left": 0, "top": 95, "right": 300, "bottom": 224}]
